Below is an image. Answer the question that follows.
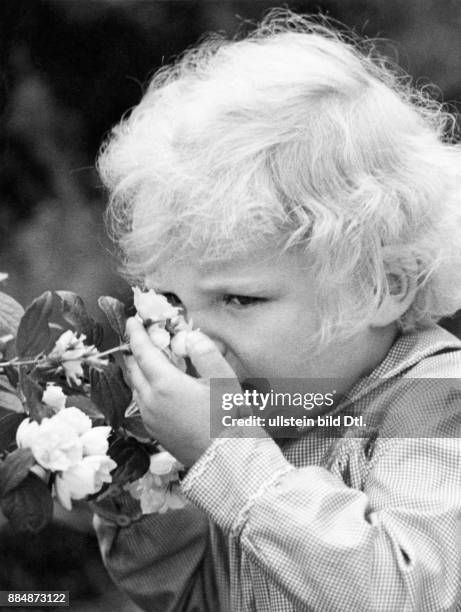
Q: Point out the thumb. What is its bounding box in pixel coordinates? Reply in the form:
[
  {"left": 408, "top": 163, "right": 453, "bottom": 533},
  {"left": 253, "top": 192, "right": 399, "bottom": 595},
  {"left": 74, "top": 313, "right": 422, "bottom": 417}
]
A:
[{"left": 185, "top": 330, "right": 236, "bottom": 380}]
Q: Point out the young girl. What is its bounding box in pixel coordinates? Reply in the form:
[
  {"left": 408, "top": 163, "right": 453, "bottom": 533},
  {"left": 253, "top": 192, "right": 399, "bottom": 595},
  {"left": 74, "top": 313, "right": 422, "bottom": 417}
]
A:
[{"left": 94, "top": 11, "right": 461, "bottom": 611}]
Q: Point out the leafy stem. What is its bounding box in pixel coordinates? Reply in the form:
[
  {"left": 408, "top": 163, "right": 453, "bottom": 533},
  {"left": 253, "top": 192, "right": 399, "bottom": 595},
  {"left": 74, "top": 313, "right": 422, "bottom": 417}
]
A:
[{"left": 0, "top": 342, "right": 131, "bottom": 371}]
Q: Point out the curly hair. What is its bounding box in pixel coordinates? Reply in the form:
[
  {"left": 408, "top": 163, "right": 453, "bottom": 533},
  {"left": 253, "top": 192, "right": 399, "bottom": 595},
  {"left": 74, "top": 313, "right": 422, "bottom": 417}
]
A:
[{"left": 98, "top": 9, "right": 461, "bottom": 348}]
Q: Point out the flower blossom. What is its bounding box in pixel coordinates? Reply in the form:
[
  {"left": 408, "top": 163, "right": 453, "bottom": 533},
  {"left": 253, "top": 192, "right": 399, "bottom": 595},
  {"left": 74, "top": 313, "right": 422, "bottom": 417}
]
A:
[
  {"left": 17, "top": 404, "right": 115, "bottom": 510},
  {"left": 42, "top": 383, "right": 67, "bottom": 411},
  {"left": 170, "top": 328, "right": 194, "bottom": 358},
  {"left": 48, "top": 330, "right": 107, "bottom": 386},
  {"left": 16, "top": 405, "right": 112, "bottom": 467},
  {"left": 125, "top": 450, "right": 186, "bottom": 514},
  {"left": 54, "top": 455, "right": 116, "bottom": 510},
  {"left": 53, "top": 406, "right": 92, "bottom": 435},
  {"left": 80, "top": 426, "right": 112, "bottom": 456},
  {"left": 147, "top": 324, "right": 171, "bottom": 350},
  {"left": 16, "top": 417, "right": 83, "bottom": 471},
  {"left": 132, "top": 287, "right": 179, "bottom": 322},
  {"left": 132, "top": 286, "right": 198, "bottom": 359}
]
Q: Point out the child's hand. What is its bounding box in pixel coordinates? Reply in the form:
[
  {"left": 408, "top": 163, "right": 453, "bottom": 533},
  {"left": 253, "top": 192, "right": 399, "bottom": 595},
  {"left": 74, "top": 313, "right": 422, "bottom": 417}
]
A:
[{"left": 125, "top": 316, "right": 240, "bottom": 467}]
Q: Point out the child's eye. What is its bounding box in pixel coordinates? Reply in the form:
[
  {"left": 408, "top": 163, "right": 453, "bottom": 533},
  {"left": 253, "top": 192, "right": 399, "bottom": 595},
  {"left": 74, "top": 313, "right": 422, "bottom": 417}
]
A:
[{"left": 223, "top": 295, "right": 266, "bottom": 307}]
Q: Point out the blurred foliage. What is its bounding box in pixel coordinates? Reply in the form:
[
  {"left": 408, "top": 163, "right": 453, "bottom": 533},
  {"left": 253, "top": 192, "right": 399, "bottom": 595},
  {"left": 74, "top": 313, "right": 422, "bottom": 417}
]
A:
[{"left": 0, "top": 516, "right": 140, "bottom": 611}]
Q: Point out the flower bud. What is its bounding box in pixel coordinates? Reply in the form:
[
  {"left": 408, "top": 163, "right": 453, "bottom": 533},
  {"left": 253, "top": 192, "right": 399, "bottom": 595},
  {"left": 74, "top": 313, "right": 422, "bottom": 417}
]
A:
[
  {"left": 42, "top": 383, "right": 66, "bottom": 412},
  {"left": 170, "top": 330, "right": 189, "bottom": 358},
  {"left": 147, "top": 324, "right": 171, "bottom": 350},
  {"left": 132, "top": 287, "right": 179, "bottom": 321}
]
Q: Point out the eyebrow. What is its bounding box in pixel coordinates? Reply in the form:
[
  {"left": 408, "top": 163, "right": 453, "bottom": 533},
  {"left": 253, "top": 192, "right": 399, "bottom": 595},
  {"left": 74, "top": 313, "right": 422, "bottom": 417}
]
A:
[
  {"left": 153, "top": 280, "right": 272, "bottom": 294},
  {"left": 196, "top": 279, "right": 273, "bottom": 294}
]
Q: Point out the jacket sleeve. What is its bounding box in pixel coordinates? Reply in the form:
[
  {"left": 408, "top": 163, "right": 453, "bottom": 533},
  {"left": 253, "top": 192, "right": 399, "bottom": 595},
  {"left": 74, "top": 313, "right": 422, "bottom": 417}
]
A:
[
  {"left": 181, "top": 430, "right": 461, "bottom": 612},
  {"left": 92, "top": 493, "right": 221, "bottom": 612}
]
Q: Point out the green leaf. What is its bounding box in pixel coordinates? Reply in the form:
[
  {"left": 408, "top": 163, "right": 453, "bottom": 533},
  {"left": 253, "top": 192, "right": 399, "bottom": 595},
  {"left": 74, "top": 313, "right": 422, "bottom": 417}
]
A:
[
  {"left": 0, "top": 385, "right": 23, "bottom": 413},
  {"left": 3, "top": 364, "right": 18, "bottom": 388},
  {"left": 16, "top": 291, "right": 53, "bottom": 358},
  {"left": 90, "top": 363, "right": 132, "bottom": 429},
  {"left": 123, "top": 415, "right": 152, "bottom": 443},
  {"left": 98, "top": 296, "right": 127, "bottom": 341},
  {"left": 65, "top": 394, "right": 104, "bottom": 422},
  {"left": 0, "top": 448, "right": 35, "bottom": 496},
  {"left": 0, "top": 373, "right": 15, "bottom": 393},
  {"left": 20, "top": 374, "right": 51, "bottom": 423},
  {"left": 0, "top": 291, "right": 24, "bottom": 337},
  {"left": 0, "top": 335, "right": 17, "bottom": 363},
  {"left": 0, "top": 472, "right": 53, "bottom": 533},
  {"left": 108, "top": 437, "right": 150, "bottom": 486},
  {"left": 55, "top": 291, "right": 104, "bottom": 348},
  {"left": 0, "top": 412, "right": 25, "bottom": 453}
]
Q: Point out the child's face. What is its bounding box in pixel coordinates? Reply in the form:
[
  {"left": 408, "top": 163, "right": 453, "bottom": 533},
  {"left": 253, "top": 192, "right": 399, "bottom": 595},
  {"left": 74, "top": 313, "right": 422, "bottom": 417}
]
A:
[{"left": 150, "top": 246, "right": 394, "bottom": 391}]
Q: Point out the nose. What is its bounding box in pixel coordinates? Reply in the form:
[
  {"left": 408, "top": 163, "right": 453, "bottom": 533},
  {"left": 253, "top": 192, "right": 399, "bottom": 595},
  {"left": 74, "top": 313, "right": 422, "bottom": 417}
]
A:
[{"left": 185, "top": 307, "right": 227, "bottom": 356}]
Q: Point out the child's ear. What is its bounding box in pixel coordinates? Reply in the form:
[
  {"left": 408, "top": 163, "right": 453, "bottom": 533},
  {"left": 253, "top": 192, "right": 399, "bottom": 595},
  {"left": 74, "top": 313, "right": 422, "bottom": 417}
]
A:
[{"left": 370, "top": 272, "right": 417, "bottom": 328}]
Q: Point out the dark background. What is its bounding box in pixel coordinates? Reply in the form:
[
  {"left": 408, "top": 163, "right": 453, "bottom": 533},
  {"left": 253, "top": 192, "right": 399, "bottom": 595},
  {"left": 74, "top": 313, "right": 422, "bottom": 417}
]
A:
[{"left": 1, "top": 1, "right": 461, "bottom": 610}]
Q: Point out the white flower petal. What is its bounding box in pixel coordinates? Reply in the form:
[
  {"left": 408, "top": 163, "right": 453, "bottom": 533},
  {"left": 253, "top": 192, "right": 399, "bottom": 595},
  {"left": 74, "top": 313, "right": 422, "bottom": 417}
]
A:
[
  {"left": 54, "top": 474, "right": 73, "bottom": 510},
  {"left": 170, "top": 330, "right": 189, "bottom": 358},
  {"left": 139, "top": 487, "right": 167, "bottom": 514},
  {"left": 132, "top": 287, "right": 179, "bottom": 321},
  {"left": 80, "top": 426, "right": 111, "bottom": 456},
  {"left": 42, "top": 384, "right": 66, "bottom": 411},
  {"left": 31, "top": 420, "right": 83, "bottom": 471},
  {"left": 53, "top": 407, "right": 92, "bottom": 435},
  {"left": 149, "top": 451, "right": 182, "bottom": 476},
  {"left": 147, "top": 325, "right": 171, "bottom": 350},
  {"left": 16, "top": 418, "right": 40, "bottom": 449}
]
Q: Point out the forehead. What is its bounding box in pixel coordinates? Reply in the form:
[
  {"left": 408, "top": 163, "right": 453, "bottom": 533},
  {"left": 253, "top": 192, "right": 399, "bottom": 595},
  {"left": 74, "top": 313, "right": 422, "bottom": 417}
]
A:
[{"left": 148, "top": 246, "right": 310, "bottom": 290}]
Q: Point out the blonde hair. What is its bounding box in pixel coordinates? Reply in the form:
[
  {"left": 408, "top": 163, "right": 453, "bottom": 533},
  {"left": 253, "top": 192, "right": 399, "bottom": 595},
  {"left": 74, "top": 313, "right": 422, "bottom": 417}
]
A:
[{"left": 98, "top": 9, "right": 461, "bottom": 348}]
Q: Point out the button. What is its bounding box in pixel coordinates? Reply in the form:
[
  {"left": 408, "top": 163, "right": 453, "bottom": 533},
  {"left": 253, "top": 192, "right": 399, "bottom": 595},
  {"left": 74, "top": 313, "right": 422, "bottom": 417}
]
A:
[{"left": 116, "top": 514, "right": 132, "bottom": 527}]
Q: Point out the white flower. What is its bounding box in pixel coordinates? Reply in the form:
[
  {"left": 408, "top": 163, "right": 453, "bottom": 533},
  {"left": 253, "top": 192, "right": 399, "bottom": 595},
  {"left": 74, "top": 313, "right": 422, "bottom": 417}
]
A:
[
  {"left": 170, "top": 330, "right": 189, "bottom": 358},
  {"left": 16, "top": 418, "right": 40, "bottom": 449},
  {"left": 62, "top": 356, "right": 85, "bottom": 386},
  {"left": 161, "top": 484, "right": 187, "bottom": 513},
  {"left": 17, "top": 417, "right": 83, "bottom": 471},
  {"left": 48, "top": 330, "right": 100, "bottom": 386},
  {"left": 125, "top": 472, "right": 166, "bottom": 513},
  {"left": 124, "top": 472, "right": 186, "bottom": 514},
  {"left": 147, "top": 324, "right": 171, "bottom": 350},
  {"left": 84, "top": 454, "right": 117, "bottom": 490},
  {"left": 80, "top": 426, "right": 111, "bottom": 456},
  {"left": 42, "top": 383, "right": 66, "bottom": 411},
  {"left": 54, "top": 455, "right": 117, "bottom": 510},
  {"left": 125, "top": 450, "right": 185, "bottom": 514},
  {"left": 132, "top": 287, "right": 179, "bottom": 321},
  {"left": 53, "top": 407, "right": 92, "bottom": 435},
  {"left": 149, "top": 450, "right": 183, "bottom": 481},
  {"left": 49, "top": 330, "right": 86, "bottom": 359}
]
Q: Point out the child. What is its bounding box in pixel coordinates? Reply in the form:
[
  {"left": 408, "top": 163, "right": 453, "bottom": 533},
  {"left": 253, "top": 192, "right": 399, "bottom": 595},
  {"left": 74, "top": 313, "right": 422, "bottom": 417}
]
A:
[{"left": 93, "top": 11, "right": 461, "bottom": 611}]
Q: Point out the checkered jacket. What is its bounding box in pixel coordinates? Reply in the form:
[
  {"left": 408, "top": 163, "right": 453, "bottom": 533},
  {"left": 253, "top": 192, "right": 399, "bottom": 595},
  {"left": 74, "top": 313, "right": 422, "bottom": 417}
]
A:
[{"left": 94, "top": 325, "right": 461, "bottom": 611}]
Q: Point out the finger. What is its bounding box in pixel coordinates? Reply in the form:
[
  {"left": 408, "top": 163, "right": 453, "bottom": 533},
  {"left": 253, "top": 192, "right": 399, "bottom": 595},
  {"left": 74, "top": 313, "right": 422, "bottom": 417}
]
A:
[
  {"left": 186, "top": 330, "right": 237, "bottom": 380},
  {"left": 124, "top": 354, "right": 148, "bottom": 391},
  {"left": 126, "top": 317, "right": 178, "bottom": 383}
]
